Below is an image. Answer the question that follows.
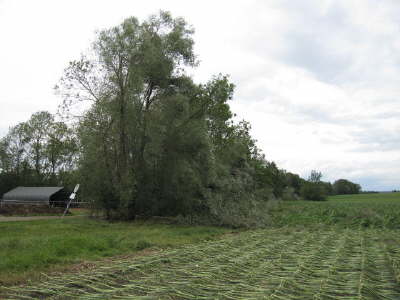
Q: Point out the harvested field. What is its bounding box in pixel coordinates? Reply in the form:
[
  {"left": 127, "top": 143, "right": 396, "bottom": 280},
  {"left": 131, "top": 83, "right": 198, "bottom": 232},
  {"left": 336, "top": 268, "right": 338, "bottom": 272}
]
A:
[{"left": 3, "top": 227, "right": 400, "bottom": 299}]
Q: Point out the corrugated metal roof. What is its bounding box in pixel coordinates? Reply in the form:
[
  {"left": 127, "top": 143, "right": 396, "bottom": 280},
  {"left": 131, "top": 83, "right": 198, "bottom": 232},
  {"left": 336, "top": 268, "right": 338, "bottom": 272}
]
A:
[{"left": 2, "top": 186, "right": 64, "bottom": 202}]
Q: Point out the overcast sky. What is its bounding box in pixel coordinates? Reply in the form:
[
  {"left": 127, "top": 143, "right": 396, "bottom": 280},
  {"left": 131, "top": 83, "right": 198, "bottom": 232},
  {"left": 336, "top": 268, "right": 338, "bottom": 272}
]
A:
[{"left": 0, "top": 0, "right": 399, "bottom": 191}]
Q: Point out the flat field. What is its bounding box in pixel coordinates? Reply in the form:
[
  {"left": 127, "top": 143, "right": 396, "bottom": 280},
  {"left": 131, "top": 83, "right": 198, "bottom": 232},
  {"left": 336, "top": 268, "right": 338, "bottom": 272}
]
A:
[
  {"left": 3, "top": 227, "right": 400, "bottom": 299},
  {"left": 1, "top": 193, "right": 400, "bottom": 299},
  {"left": 270, "top": 192, "right": 400, "bottom": 228}
]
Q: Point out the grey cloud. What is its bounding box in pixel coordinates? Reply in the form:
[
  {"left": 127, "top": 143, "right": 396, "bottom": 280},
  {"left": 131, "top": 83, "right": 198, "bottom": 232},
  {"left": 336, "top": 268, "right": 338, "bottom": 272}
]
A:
[
  {"left": 245, "top": 84, "right": 400, "bottom": 152},
  {"left": 255, "top": 91, "right": 349, "bottom": 125},
  {"left": 316, "top": 159, "right": 400, "bottom": 191},
  {"left": 350, "top": 127, "right": 400, "bottom": 152},
  {"left": 281, "top": 32, "right": 353, "bottom": 84},
  {"left": 355, "top": 176, "right": 398, "bottom": 192},
  {"left": 232, "top": 1, "right": 400, "bottom": 190},
  {"left": 244, "top": 1, "right": 400, "bottom": 86},
  {"left": 278, "top": 3, "right": 357, "bottom": 84},
  {"left": 371, "top": 111, "right": 399, "bottom": 120}
]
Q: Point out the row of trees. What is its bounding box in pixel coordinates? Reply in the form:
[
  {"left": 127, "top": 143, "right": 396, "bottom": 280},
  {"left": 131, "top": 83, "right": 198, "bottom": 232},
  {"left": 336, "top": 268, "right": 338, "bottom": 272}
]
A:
[
  {"left": 0, "top": 112, "right": 77, "bottom": 195},
  {"left": 0, "top": 12, "right": 361, "bottom": 224},
  {"left": 56, "top": 12, "right": 304, "bottom": 224},
  {"left": 299, "top": 170, "right": 361, "bottom": 201}
]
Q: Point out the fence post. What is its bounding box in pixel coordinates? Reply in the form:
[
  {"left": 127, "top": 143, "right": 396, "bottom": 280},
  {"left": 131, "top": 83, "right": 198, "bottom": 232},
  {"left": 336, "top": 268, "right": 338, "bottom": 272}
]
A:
[{"left": 63, "top": 184, "right": 80, "bottom": 217}]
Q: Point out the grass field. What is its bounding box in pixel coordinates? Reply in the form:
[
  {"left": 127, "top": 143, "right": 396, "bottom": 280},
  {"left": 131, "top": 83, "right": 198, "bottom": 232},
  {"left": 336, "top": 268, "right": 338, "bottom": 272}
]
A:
[
  {"left": 1, "top": 193, "right": 400, "bottom": 299},
  {"left": 270, "top": 192, "right": 400, "bottom": 228},
  {"left": 3, "top": 227, "right": 400, "bottom": 299},
  {"left": 0, "top": 218, "right": 229, "bottom": 285}
]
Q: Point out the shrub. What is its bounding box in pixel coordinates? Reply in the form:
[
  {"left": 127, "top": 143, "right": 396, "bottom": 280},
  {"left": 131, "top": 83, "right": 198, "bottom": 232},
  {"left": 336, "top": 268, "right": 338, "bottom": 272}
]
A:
[
  {"left": 333, "top": 179, "right": 361, "bottom": 195},
  {"left": 281, "top": 187, "right": 299, "bottom": 201},
  {"left": 300, "top": 182, "right": 327, "bottom": 201}
]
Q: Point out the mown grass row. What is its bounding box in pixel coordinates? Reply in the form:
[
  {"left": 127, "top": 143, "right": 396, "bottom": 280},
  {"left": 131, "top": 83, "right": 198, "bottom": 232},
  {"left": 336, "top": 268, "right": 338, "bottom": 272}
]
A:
[
  {"left": 3, "top": 227, "right": 400, "bottom": 299},
  {"left": 0, "top": 218, "right": 229, "bottom": 285}
]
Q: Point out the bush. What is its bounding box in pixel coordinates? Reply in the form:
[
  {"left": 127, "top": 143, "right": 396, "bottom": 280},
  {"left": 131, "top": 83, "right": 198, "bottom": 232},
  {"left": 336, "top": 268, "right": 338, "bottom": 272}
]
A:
[
  {"left": 176, "top": 196, "right": 279, "bottom": 229},
  {"left": 300, "top": 182, "right": 327, "bottom": 201},
  {"left": 281, "top": 187, "right": 299, "bottom": 201},
  {"left": 333, "top": 179, "right": 361, "bottom": 195}
]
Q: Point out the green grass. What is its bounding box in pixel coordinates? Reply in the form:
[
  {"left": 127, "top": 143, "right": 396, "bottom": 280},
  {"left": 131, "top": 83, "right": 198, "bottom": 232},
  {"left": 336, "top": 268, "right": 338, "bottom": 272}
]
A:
[
  {"left": 69, "top": 208, "right": 90, "bottom": 216},
  {"left": 270, "top": 192, "right": 400, "bottom": 228},
  {"left": 4, "top": 227, "right": 400, "bottom": 299},
  {"left": 0, "top": 217, "right": 230, "bottom": 285},
  {"left": 331, "top": 191, "right": 400, "bottom": 201}
]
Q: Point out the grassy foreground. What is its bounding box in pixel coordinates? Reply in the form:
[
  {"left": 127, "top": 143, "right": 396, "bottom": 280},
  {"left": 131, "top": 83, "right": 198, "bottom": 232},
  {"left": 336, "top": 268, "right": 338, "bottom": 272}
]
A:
[
  {"left": 0, "top": 217, "right": 229, "bottom": 285},
  {"left": 1, "top": 192, "right": 400, "bottom": 299},
  {"left": 4, "top": 227, "right": 400, "bottom": 299}
]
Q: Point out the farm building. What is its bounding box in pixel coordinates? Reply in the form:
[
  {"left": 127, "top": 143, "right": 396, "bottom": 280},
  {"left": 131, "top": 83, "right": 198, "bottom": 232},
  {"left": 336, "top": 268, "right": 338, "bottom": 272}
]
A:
[{"left": 1, "top": 186, "right": 69, "bottom": 206}]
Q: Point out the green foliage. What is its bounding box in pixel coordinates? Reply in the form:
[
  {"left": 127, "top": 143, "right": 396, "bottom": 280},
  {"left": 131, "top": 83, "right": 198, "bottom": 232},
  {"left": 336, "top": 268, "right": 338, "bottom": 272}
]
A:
[
  {"left": 300, "top": 182, "right": 327, "bottom": 201},
  {"left": 281, "top": 186, "right": 299, "bottom": 201},
  {"left": 3, "top": 12, "right": 361, "bottom": 227},
  {"left": 254, "top": 160, "right": 287, "bottom": 198},
  {"left": 333, "top": 178, "right": 361, "bottom": 195},
  {"left": 55, "top": 11, "right": 282, "bottom": 225},
  {"left": 299, "top": 170, "right": 327, "bottom": 201},
  {"left": 59, "top": 11, "right": 205, "bottom": 219},
  {"left": 320, "top": 181, "right": 334, "bottom": 195},
  {"left": 308, "top": 169, "right": 322, "bottom": 182},
  {"left": 285, "top": 172, "right": 305, "bottom": 195},
  {"left": 0, "top": 112, "right": 77, "bottom": 195}
]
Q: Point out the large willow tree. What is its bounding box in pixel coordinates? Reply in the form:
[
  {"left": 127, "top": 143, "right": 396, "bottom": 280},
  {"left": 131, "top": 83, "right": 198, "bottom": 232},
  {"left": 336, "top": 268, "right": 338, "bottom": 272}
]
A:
[{"left": 58, "top": 12, "right": 277, "bottom": 224}]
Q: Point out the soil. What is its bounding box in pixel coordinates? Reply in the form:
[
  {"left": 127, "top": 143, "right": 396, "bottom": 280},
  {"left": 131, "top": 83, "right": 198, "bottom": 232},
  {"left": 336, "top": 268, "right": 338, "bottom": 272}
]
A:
[{"left": 0, "top": 204, "right": 64, "bottom": 216}]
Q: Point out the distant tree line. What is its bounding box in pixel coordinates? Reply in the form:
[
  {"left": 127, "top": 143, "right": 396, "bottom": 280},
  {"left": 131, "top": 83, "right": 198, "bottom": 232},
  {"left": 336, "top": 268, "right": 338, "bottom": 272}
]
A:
[
  {"left": 0, "top": 12, "right": 362, "bottom": 225},
  {"left": 0, "top": 111, "right": 78, "bottom": 196},
  {"left": 332, "top": 179, "right": 361, "bottom": 195},
  {"left": 298, "top": 171, "right": 361, "bottom": 201}
]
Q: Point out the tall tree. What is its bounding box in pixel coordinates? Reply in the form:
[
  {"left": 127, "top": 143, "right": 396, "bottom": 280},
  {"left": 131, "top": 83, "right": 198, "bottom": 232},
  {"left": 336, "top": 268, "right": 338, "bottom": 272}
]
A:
[
  {"left": 309, "top": 170, "right": 322, "bottom": 183},
  {"left": 58, "top": 11, "right": 197, "bottom": 218},
  {"left": 58, "top": 12, "right": 283, "bottom": 226},
  {"left": 25, "top": 111, "right": 54, "bottom": 179},
  {"left": 1, "top": 123, "right": 28, "bottom": 175},
  {"left": 301, "top": 170, "right": 327, "bottom": 201},
  {"left": 46, "top": 121, "right": 78, "bottom": 180}
]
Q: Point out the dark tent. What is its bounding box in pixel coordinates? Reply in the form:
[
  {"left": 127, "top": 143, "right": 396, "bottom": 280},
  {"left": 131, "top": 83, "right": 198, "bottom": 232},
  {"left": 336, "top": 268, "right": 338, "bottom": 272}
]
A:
[{"left": 1, "top": 187, "right": 69, "bottom": 206}]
